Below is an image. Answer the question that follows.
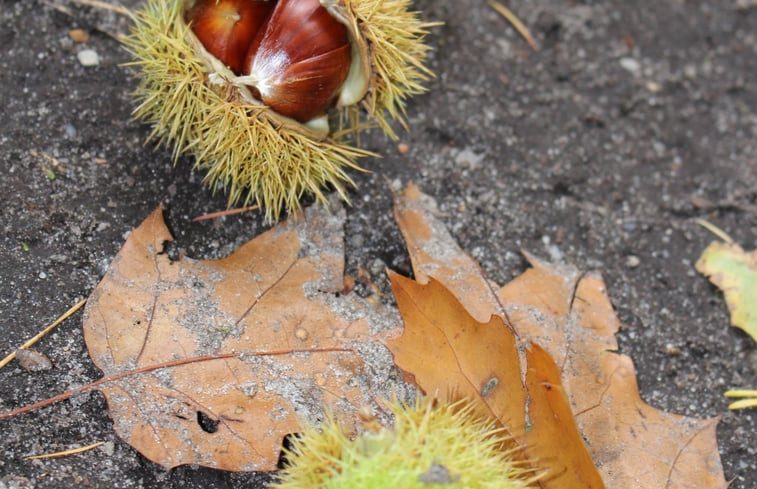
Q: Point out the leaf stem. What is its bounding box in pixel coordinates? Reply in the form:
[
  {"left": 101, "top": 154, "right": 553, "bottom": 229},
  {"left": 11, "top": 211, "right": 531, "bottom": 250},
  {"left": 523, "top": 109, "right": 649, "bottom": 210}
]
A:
[{"left": 0, "top": 348, "right": 351, "bottom": 421}]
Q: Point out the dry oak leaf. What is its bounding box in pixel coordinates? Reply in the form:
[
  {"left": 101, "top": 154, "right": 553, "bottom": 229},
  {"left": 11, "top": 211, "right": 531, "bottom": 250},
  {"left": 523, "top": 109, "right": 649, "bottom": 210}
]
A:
[
  {"left": 387, "top": 272, "right": 604, "bottom": 488},
  {"left": 82, "top": 202, "right": 404, "bottom": 471},
  {"left": 391, "top": 183, "right": 726, "bottom": 489}
]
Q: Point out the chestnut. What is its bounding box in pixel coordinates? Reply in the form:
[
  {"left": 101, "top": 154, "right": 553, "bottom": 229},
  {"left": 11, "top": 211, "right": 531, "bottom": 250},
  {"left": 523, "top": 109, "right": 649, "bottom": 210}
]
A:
[
  {"left": 242, "top": 0, "right": 352, "bottom": 122},
  {"left": 186, "top": 0, "right": 274, "bottom": 75},
  {"left": 126, "top": 0, "right": 436, "bottom": 220}
]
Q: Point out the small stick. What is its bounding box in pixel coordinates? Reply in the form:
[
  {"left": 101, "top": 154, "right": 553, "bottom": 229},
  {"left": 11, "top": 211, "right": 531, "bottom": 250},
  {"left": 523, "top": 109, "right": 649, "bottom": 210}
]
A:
[
  {"left": 26, "top": 441, "right": 105, "bottom": 460},
  {"left": 0, "top": 348, "right": 352, "bottom": 420},
  {"left": 0, "top": 299, "right": 87, "bottom": 370},
  {"left": 64, "top": 0, "right": 131, "bottom": 16},
  {"left": 192, "top": 205, "right": 260, "bottom": 222},
  {"left": 488, "top": 0, "right": 539, "bottom": 51},
  {"left": 694, "top": 218, "right": 734, "bottom": 244}
]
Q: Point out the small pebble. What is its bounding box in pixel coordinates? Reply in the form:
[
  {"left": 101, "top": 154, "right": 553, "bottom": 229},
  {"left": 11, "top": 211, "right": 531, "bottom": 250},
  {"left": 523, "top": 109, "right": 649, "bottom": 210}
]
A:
[
  {"left": 419, "top": 463, "right": 459, "bottom": 484},
  {"left": 68, "top": 29, "right": 90, "bottom": 43},
  {"left": 397, "top": 142, "right": 410, "bottom": 155},
  {"left": 625, "top": 255, "right": 641, "bottom": 268},
  {"left": 662, "top": 344, "right": 681, "bottom": 356},
  {"left": 619, "top": 57, "right": 640, "bottom": 75},
  {"left": 100, "top": 441, "right": 115, "bottom": 457},
  {"left": 77, "top": 49, "right": 100, "bottom": 67},
  {"left": 16, "top": 349, "right": 54, "bottom": 372},
  {"left": 369, "top": 258, "right": 386, "bottom": 277}
]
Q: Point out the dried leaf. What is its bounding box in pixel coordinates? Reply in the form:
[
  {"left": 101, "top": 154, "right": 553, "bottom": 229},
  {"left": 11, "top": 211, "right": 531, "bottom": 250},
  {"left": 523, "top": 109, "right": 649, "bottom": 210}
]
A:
[
  {"left": 387, "top": 273, "right": 603, "bottom": 488},
  {"left": 391, "top": 183, "right": 727, "bottom": 489},
  {"left": 386, "top": 274, "right": 525, "bottom": 422},
  {"left": 392, "top": 184, "right": 497, "bottom": 323},
  {"left": 696, "top": 241, "right": 757, "bottom": 342},
  {"left": 82, "top": 202, "right": 401, "bottom": 471},
  {"left": 502, "top": 257, "right": 724, "bottom": 488}
]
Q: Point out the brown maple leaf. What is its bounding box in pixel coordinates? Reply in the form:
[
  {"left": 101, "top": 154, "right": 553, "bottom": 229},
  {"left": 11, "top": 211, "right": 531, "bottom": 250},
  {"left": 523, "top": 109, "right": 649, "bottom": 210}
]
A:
[
  {"left": 389, "top": 183, "right": 727, "bottom": 489},
  {"left": 387, "top": 272, "right": 604, "bottom": 488},
  {"left": 82, "top": 202, "right": 404, "bottom": 471}
]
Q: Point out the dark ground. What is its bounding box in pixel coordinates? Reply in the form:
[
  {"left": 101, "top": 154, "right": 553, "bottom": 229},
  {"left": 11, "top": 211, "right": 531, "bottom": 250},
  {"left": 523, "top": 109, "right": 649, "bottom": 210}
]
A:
[{"left": 1, "top": 0, "right": 756, "bottom": 487}]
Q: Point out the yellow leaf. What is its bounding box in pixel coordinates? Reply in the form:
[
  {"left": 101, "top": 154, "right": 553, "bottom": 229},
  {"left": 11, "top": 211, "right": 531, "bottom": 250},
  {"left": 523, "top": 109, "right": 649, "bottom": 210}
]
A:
[{"left": 696, "top": 241, "right": 757, "bottom": 342}]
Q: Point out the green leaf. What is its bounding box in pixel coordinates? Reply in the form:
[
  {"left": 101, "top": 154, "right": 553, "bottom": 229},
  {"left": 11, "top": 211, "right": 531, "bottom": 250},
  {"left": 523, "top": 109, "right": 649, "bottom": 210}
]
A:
[{"left": 696, "top": 241, "right": 757, "bottom": 342}]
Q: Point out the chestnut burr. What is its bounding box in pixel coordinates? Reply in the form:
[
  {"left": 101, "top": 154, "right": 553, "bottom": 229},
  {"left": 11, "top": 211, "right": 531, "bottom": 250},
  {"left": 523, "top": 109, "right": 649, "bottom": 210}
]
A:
[{"left": 128, "top": 0, "right": 435, "bottom": 220}]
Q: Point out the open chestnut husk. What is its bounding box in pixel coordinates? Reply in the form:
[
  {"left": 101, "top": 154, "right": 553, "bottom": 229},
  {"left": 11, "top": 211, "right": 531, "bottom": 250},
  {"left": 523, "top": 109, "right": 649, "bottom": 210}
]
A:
[{"left": 125, "top": 0, "right": 435, "bottom": 220}]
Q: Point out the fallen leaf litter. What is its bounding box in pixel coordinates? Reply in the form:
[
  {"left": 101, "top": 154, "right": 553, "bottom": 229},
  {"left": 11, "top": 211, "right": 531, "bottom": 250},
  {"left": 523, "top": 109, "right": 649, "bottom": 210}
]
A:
[{"left": 81, "top": 197, "right": 412, "bottom": 471}]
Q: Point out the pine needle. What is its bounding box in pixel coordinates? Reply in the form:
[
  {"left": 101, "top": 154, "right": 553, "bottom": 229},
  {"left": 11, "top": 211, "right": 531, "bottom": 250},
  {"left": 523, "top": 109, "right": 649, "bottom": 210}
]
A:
[
  {"left": 64, "top": 0, "right": 131, "bottom": 16},
  {"left": 26, "top": 441, "right": 105, "bottom": 460},
  {"left": 488, "top": 0, "right": 539, "bottom": 51},
  {"left": 0, "top": 299, "right": 86, "bottom": 370},
  {"left": 694, "top": 218, "right": 734, "bottom": 244}
]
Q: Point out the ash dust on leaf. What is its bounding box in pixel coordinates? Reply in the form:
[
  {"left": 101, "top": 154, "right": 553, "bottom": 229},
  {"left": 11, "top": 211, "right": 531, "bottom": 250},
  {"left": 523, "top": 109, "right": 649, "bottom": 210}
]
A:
[
  {"left": 82, "top": 197, "right": 413, "bottom": 472},
  {"left": 386, "top": 183, "right": 728, "bottom": 489}
]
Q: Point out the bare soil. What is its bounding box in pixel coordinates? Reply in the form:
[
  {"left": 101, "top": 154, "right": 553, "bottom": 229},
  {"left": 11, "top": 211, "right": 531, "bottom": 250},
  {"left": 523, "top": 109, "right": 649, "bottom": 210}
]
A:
[{"left": 1, "top": 0, "right": 755, "bottom": 487}]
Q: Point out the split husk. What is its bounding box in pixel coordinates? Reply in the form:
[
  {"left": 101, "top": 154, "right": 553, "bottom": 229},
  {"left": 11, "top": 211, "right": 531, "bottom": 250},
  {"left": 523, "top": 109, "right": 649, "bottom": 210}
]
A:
[{"left": 124, "top": 0, "right": 435, "bottom": 220}]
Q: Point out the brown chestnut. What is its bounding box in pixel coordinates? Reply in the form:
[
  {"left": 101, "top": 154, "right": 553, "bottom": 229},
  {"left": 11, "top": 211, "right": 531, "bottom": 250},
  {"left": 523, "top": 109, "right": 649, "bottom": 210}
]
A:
[
  {"left": 187, "top": 0, "right": 274, "bottom": 75},
  {"left": 242, "top": 0, "right": 352, "bottom": 122}
]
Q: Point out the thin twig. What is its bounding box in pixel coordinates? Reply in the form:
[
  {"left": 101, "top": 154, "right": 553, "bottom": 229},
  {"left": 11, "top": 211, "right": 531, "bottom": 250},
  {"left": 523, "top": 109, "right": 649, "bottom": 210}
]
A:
[
  {"left": 694, "top": 219, "right": 734, "bottom": 244},
  {"left": 0, "top": 348, "right": 351, "bottom": 420},
  {"left": 41, "top": 0, "right": 130, "bottom": 41},
  {"left": 192, "top": 205, "right": 260, "bottom": 222},
  {"left": 26, "top": 441, "right": 105, "bottom": 460},
  {"left": 64, "top": 0, "right": 131, "bottom": 16},
  {"left": 488, "top": 0, "right": 539, "bottom": 51},
  {"left": 0, "top": 299, "right": 87, "bottom": 370}
]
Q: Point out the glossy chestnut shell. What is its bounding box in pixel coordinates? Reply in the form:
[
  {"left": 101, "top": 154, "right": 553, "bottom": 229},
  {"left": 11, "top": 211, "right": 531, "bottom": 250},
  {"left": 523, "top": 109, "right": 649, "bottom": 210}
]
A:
[
  {"left": 243, "top": 0, "right": 351, "bottom": 123},
  {"left": 186, "top": 0, "right": 274, "bottom": 75},
  {"left": 188, "top": 0, "right": 352, "bottom": 123}
]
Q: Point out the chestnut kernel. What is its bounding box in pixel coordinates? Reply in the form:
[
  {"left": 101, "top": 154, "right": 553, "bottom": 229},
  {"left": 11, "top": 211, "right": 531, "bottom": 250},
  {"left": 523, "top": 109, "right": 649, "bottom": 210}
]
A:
[
  {"left": 187, "top": 0, "right": 274, "bottom": 75},
  {"left": 242, "top": 0, "right": 352, "bottom": 122}
]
